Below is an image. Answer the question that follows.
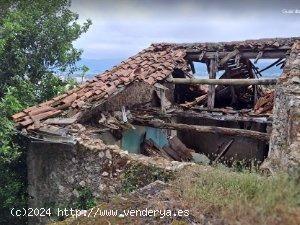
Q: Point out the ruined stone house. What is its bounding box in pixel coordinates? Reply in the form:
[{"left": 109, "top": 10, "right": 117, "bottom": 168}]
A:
[{"left": 12, "top": 37, "right": 300, "bottom": 224}]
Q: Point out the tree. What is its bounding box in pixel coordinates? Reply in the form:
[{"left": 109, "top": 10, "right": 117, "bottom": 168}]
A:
[
  {"left": 0, "top": 1, "right": 91, "bottom": 224},
  {"left": 0, "top": 0, "right": 91, "bottom": 93}
]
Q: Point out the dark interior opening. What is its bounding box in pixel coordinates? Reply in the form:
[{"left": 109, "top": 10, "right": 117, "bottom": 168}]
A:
[{"left": 172, "top": 68, "right": 204, "bottom": 104}]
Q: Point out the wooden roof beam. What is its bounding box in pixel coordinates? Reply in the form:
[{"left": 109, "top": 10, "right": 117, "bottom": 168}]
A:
[
  {"left": 187, "top": 50, "right": 288, "bottom": 61},
  {"left": 167, "top": 77, "right": 278, "bottom": 85}
]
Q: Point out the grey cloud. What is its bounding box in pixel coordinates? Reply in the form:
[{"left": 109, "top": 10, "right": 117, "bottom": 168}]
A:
[{"left": 72, "top": 0, "right": 300, "bottom": 59}]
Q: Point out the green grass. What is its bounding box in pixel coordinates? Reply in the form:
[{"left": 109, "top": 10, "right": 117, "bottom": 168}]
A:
[
  {"left": 51, "top": 165, "right": 300, "bottom": 225},
  {"left": 173, "top": 166, "right": 300, "bottom": 225}
]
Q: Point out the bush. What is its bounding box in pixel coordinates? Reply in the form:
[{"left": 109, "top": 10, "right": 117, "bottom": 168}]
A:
[{"left": 0, "top": 75, "right": 77, "bottom": 225}]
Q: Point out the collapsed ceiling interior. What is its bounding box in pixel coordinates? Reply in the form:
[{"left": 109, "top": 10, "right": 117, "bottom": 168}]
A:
[{"left": 12, "top": 37, "right": 300, "bottom": 166}]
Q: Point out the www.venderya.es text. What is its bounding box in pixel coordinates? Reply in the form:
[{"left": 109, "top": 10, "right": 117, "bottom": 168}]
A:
[{"left": 11, "top": 207, "right": 190, "bottom": 219}]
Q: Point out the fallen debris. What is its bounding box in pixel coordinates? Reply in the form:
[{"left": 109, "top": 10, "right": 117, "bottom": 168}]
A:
[
  {"left": 254, "top": 91, "right": 275, "bottom": 114},
  {"left": 141, "top": 135, "right": 194, "bottom": 161}
]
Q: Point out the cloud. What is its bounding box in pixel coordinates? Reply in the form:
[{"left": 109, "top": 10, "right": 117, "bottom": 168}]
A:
[{"left": 71, "top": 0, "right": 300, "bottom": 60}]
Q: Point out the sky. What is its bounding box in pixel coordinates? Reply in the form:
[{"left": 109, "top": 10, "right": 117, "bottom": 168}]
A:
[{"left": 71, "top": 0, "right": 300, "bottom": 62}]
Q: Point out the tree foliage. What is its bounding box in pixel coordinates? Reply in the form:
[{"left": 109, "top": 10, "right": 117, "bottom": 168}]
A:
[
  {"left": 0, "top": 0, "right": 91, "bottom": 92},
  {"left": 0, "top": 0, "right": 91, "bottom": 224}
]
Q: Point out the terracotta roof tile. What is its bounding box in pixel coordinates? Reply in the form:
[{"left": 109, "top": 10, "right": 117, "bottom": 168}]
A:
[
  {"left": 76, "top": 100, "right": 85, "bottom": 108},
  {"left": 113, "top": 79, "right": 120, "bottom": 86},
  {"left": 14, "top": 38, "right": 299, "bottom": 130},
  {"left": 28, "top": 106, "right": 54, "bottom": 117},
  {"left": 62, "top": 93, "right": 78, "bottom": 105},
  {"left": 19, "top": 117, "right": 33, "bottom": 127},
  {"left": 12, "top": 112, "right": 26, "bottom": 120},
  {"left": 106, "top": 84, "right": 117, "bottom": 95},
  {"left": 23, "top": 105, "right": 38, "bottom": 113},
  {"left": 84, "top": 91, "right": 93, "bottom": 98},
  {"left": 12, "top": 43, "right": 191, "bottom": 129},
  {"left": 146, "top": 77, "right": 155, "bottom": 85},
  {"left": 30, "top": 110, "right": 62, "bottom": 122},
  {"left": 120, "top": 76, "right": 130, "bottom": 83}
]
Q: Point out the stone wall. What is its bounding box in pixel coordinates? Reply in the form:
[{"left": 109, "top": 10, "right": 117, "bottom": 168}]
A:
[
  {"left": 102, "top": 80, "right": 157, "bottom": 112},
  {"left": 265, "top": 41, "right": 300, "bottom": 172},
  {"left": 27, "top": 135, "right": 189, "bottom": 225}
]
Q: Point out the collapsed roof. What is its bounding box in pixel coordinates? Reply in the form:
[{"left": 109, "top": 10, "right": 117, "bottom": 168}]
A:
[{"left": 12, "top": 37, "right": 300, "bottom": 132}]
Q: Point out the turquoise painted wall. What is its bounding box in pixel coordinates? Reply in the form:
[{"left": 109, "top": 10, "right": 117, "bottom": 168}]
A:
[{"left": 121, "top": 125, "right": 169, "bottom": 154}]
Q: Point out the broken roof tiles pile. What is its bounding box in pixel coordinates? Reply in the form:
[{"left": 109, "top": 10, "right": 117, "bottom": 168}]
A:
[
  {"left": 254, "top": 91, "right": 275, "bottom": 115},
  {"left": 12, "top": 44, "right": 189, "bottom": 129}
]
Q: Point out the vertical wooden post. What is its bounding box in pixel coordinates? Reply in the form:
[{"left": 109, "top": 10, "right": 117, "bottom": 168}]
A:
[
  {"left": 254, "top": 85, "right": 258, "bottom": 106},
  {"left": 189, "top": 60, "right": 196, "bottom": 74},
  {"left": 207, "top": 58, "right": 217, "bottom": 109},
  {"left": 159, "top": 88, "right": 166, "bottom": 114}
]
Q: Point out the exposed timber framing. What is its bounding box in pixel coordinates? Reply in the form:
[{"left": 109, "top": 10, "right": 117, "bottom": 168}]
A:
[
  {"left": 131, "top": 108, "right": 272, "bottom": 124},
  {"left": 191, "top": 106, "right": 252, "bottom": 114},
  {"left": 219, "top": 49, "right": 240, "bottom": 66},
  {"left": 191, "top": 106, "right": 272, "bottom": 117},
  {"left": 213, "top": 139, "right": 234, "bottom": 164},
  {"left": 207, "top": 58, "right": 217, "bottom": 109},
  {"left": 188, "top": 60, "right": 196, "bottom": 74},
  {"left": 172, "top": 110, "right": 272, "bottom": 124},
  {"left": 133, "top": 118, "right": 269, "bottom": 141},
  {"left": 258, "top": 58, "right": 284, "bottom": 73},
  {"left": 187, "top": 49, "right": 288, "bottom": 61},
  {"left": 167, "top": 78, "right": 278, "bottom": 85}
]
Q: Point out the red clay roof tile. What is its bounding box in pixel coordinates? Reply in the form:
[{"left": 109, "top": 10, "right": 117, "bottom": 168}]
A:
[
  {"left": 30, "top": 110, "right": 62, "bottom": 122},
  {"left": 12, "top": 112, "right": 26, "bottom": 120},
  {"left": 62, "top": 93, "right": 78, "bottom": 105},
  {"left": 84, "top": 91, "right": 93, "bottom": 98},
  {"left": 14, "top": 37, "right": 298, "bottom": 130},
  {"left": 28, "top": 106, "right": 54, "bottom": 117},
  {"left": 19, "top": 117, "right": 33, "bottom": 127},
  {"left": 12, "top": 43, "right": 190, "bottom": 129}
]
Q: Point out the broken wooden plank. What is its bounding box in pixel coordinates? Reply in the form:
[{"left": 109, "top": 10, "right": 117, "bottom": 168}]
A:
[
  {"left": 191, "top": 106, "right": 252, "bottom": 114},
  {"left": 133, "top": 119, "right": 269, "bottom": 141},
  {"left": 141, "top": 138, "right": 172, "bottom": 160},
  {"left": 213, "top": 139, "right": 234, "bottom": 164},
  {"left": 258, "top": 58, "right": 284, "bottom": 73},
  {"left": 169, "top": 136, "right": 193, "bottom": 161},
  {"left": 207, "top": 58, "right": 217, "bottom": 109},
  {"left": 172, "top": 110, "right": 272, "bottom": 124},
  {"left": 254, "top": 51, "right": 263, "bottom": 64},
  {"left": 167, "top": 78, "right": 278, "bottom": 85},
  {"left": 154, "top": 83, "right": 171, "bottom": 114},
  {"left": 219, "top": 49, "right": 240, "bottom": 66},
  {"left": 181, "top": 94, "right": 207, "bottom": 108},
  {"left": 131, "top": 108, "right": 272, "bottom": 125},
  {"left": 162, "top": 146, "right": 182, "bottom": 161}
]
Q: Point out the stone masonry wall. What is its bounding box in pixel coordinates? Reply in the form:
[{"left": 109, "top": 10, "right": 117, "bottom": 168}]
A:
[
  {"left": 264, "top": 41, "right": 300, "bottom": 172},
  {"left": 27, "top": 135, "right": 189, "bottom": 225}
]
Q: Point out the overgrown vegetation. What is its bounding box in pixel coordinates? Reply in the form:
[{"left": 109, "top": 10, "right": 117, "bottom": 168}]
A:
[
  {"left": 73, "top": 187, "right": 97, "bottom": 210},
  {"left": 0, "top": 0, "right": 91, "bottom": 224},
  {"left": 121, "top": 164, "right": 174, "bottom": 193},
  {"left": 173, "top": 166, "right": 300, "bottom": 225},
  {"left": 44, "top": 187, "right": 97, "bottom": 222},
  {"left": 50, "top": 165, "right": 299, "bottom": 225}
]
